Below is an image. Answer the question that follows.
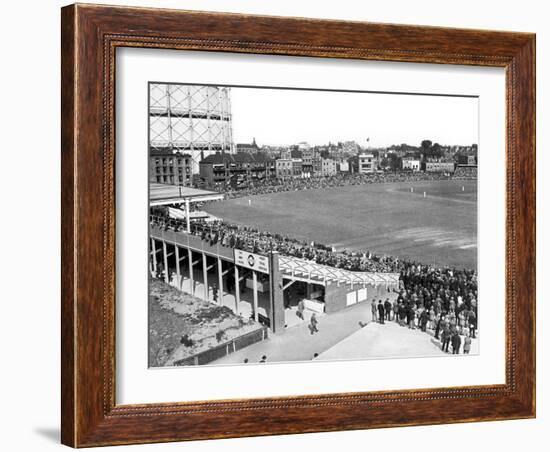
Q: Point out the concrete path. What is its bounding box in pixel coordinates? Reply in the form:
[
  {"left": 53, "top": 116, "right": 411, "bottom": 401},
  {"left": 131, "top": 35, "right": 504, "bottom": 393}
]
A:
[
  {"left": 317, "top": 321, "right": 479, "bottom": 361},
  {"left": 210, "top": 302, "right": 479, "bottom": 365},
  {"left": 211, "top": 300, "right": 376, "bottom": 365}
]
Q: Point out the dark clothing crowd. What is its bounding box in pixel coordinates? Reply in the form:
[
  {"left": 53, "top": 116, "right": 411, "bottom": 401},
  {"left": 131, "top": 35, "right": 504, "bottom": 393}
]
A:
[
  {"left": 220, "top": 171, "right": 469, "bottom": 200},
  {"left": 370, "top": 274, "right": 477, "bottom": 354},
  {"left": 152, "top": 213, "right": 415, "bottom": 273}
]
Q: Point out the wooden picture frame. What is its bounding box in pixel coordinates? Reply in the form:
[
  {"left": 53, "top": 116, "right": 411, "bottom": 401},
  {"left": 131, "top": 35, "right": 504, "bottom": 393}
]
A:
[{"left": 61, "top": 3, "right": 536, "bottom": 447}]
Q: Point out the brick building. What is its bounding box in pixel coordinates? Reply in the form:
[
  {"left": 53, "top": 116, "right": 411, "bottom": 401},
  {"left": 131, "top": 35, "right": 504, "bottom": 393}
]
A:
[
  {"left": 149, "top": 150, "right": 193, "bottom": 186},
  {"left": 402, "top": 157, "right": 421, "bottom": 171},
  {"left": 235, "top": 137, "right": 260, "bottom": 154},
  {"left": 321, "top": 158, "right": 337, "bottom": 176},
  {"left": 276, "top": 158, "right": 293, "bottom": 178}
]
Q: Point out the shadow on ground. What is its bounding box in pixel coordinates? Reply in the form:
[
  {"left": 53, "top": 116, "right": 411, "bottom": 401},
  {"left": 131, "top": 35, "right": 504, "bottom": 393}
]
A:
[{"left": 34, "top": 427, "right": 59, "bottom": 443}]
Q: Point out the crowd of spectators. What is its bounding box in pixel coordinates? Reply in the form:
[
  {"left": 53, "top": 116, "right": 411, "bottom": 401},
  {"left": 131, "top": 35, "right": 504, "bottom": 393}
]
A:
[
  {"left": 222, "top": 171, "right": 454, "bottom": 199},
  {"left": 453, "top": 166, "right": 478, "bottom": 180},
  {"left": 150, "top": 213, "right": 478, "bottom": 327},
  {"left": 151, "top": 213, "right": 400, "bottom": 272},
  {"left": 372, "top": 260, "right": 479, "bottom": 352},
  {"left": 399, "top": 263, "right": 478, "bottom": 340}
]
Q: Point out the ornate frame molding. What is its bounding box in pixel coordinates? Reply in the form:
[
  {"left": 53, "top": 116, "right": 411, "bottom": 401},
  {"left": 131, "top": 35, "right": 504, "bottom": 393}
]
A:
[{"left": 61, "top": 4, "right": 535, "bottom": 447}]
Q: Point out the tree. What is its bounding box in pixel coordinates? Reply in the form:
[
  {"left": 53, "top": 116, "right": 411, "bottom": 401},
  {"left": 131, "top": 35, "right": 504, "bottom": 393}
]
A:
[
  {"left": 381, "top": 153, "right": 402, "bottom": 171},
  {"left": 421, "top": 140, "right": 433, "bottom": 151},
  {"left": 420, "top": 140, "right": 444, "bottom": 160},
  {"left": 431, "top": 142, "right": 443, "bottom": 158}
]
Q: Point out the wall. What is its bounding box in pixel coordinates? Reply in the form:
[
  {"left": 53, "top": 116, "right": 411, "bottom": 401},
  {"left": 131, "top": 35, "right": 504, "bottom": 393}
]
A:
[
  {"left": 1, "top": 1, "right": 547, "bottom": 452},
  {"left": 325, "top": 281, "right": 398, "bottom": 313}
]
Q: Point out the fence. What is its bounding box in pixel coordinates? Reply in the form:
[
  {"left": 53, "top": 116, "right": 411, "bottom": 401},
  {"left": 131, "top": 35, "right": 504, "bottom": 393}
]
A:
[{"left": 173, "top": 326, "right": 269, "bottom": 366}]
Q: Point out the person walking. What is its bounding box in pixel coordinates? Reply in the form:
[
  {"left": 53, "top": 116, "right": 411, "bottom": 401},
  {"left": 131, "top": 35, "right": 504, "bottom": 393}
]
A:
[
  {"left": 310, "top": 312, "right": 319, "bottom": 334},
  {"left": 377, "top": 300, "right": 385, "bottom": 324},
  {"left": 393, "top": 300, "right": 399, "bottom": 323},
  {"left": 296, "top": 299, "right": 305, "bottom": 320}
]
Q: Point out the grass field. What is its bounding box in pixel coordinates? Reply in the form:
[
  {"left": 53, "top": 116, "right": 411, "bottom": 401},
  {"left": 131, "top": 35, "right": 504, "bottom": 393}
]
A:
[{"left": 204, "top": 179, "right": 477, "bottom": 269}]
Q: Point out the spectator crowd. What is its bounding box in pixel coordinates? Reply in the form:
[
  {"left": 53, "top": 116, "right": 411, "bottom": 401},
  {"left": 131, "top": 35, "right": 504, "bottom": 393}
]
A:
[
  {"left": 221, "top": 170, "right": 474, "bottom": 199},
  {"left": 370, "top": 264, "right": 478, "bottom": 354},
  {"left": 151, "top": 212, "right": 405, "bottom": 272},
  {"left": 453, "top": 166, "right": 478, "bottom": 180}
]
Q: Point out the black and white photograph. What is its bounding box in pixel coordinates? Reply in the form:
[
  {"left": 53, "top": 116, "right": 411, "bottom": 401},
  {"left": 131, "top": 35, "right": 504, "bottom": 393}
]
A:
[{"left": 148, "top": 82, "right": 479, "bottom": 367}]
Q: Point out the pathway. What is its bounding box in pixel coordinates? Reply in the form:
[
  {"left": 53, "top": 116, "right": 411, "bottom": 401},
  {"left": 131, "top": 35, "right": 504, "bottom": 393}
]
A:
[{"left": 211, "top": 299, "right": 377, "bottom": 365}]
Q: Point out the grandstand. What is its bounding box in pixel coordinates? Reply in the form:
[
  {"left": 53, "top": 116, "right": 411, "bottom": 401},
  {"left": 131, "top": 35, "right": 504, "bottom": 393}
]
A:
[
  {"left": 453, "top": 165, "right": 477, "bottom": 179},
  {"left": 149, "top": 211, "right": 401, "bottom": 334}
]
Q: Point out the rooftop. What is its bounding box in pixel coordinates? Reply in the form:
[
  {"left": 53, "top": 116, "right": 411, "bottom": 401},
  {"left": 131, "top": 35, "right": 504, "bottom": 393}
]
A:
[
  {"left": 150, "top": 149, "right": 192, "bottom": 158},
  {"left": 150, "top": 184, "right": 224, "bottom": 206},
  {"left": 200, "top": 152, "right": 273, "bottom": 165}
]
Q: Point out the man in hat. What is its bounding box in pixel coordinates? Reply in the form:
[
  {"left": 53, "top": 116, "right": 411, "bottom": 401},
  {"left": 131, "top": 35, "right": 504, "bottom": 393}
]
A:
[{"left": 377, "top": 300, "right": 385, "bottom": 324}]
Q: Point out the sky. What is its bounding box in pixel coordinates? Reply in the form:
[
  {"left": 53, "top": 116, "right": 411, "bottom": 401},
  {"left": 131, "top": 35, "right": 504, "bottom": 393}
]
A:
[{"left": 229, "top": 86, "right": 478, "bottom": 148}]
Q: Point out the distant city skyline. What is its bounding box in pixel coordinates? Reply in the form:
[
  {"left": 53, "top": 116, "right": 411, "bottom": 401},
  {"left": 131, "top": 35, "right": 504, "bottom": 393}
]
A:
[
  {"left": 230, "top": 86, "right": 478, "bottom": 149},
  {"left": 239, "top": 139, "right": 477, "bottom": 150}
]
